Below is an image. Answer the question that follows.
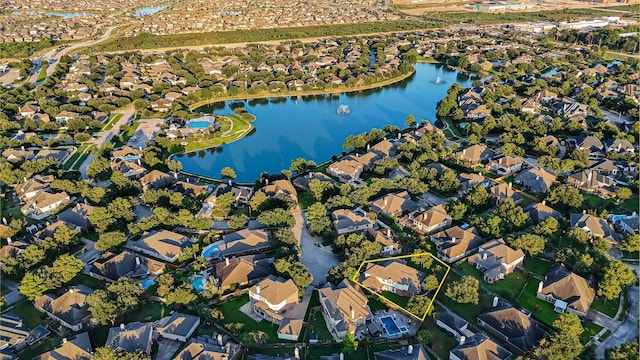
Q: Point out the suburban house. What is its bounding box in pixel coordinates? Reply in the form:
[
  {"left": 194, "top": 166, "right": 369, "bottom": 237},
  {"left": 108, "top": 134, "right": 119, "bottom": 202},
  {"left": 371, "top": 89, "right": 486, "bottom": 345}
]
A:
[
  {"left": 172, "top": 181, "right": 209, "bottom": 198},
  {"left": 132, "top": 230, "right": 196, "bottom": 263},
  {"left": 0, "top": 312, "right": 49, "bottom": 352},
  {"left": 34, "top": 332, "right": 93, "bottom": 360},
  {"left": 318, "top": 279, "right": 373, "bottom": 341},
  {"left": 567, "top": 169, "right": 617, "bottom": 198},
  {"left": 488, "top": 183, "right": 523, "bottom": 204},
  {"left": 514, "top": 168, "right": 556, "bottom": 193},
  {"left": 432, "top": 226, "right": 485, "bottom": 263},
  {"left": 56, "top": 203, "right": 95, "bottom": 231},
  {"left": 536, "top": 264, "right": 595, "bottom": 317},
  {"left": 477, "top": 304, "right": 548, "bottom": 355},
  {"left": 15, "top": 175, "right": 53, "bottom": 202},
  {"left": 373, "top": 344, "right": 429, "bottom": 360},
  {"left": 576, "top": 135, "right": 605, "bottom": 159},
  {"left": 0, "top": 240, "right": 28, "bottom": 261},
  {"left": 111, "top": 146, "right": 144, "bottom": 162},
  {"left": 450, "top": 333, "right": 512, "bottom": 360},
  {"left": 206, "top": 183, "right": 252, "bottom": 206},
  {"left": 368, "top": 191, "right": 419, "bottom": 217},
  {"left": 332, "top": 209, "right": 376, "bottom": 235},
  {"left": 488, "top": 155, "right": 524, "bottom": 175},
  {"left": 106, "top": 322, "right": 153, "bottom": 355},
  {"left": 436, "top": 308, "right": 469, "bottom": 341},
  {"left": 89, "top": 251, "right": 165, "bottom": 283},
  {"left": 277, "top": 318, "right": 305, "bottom": 341},
  {"left": 206, "top": 229, "right": 271, "bottom": 259},
  {"left": 21, "top": 191, "right": 70, "bottom": 220},
  {"left": 605, "top": 138, "right": 635, "bottom": 154},
  {"left": 365, "top": 228, "right": 401, "bottom": 256},
  {"left": 260, "top": 179, "right": 298, "bottom": 203},
  {"left": 467, "top": 239, "right": 525, "bottom": 283},
  {"left": 456, "top": 144, "right": 495, "bottom": 166},
  {"left": 172, "top": 334, "right": 242, "bottom": 360},
  {"left": 406, "top": 205, "right": 453, "bottom": 235},
  {"left": 327, "top": 159, "right": 364, "bottom": 181},
  {"left": 361, "top": 260, "right": 425, "bottom": 296},
  {"left": 523, "top": 201, "right": 561, "bottom": 224},
  {"left": 213, "top": 254, "right": 273, "bottom": 291},
  {"left": 458, "top": 173, "right": 494, "bottom": 193},
  {"left": 248, "top": 275, "right": 299, "bottom": 323},
  {"left": 570, "top": 212, "right": 621, "bottom": 243},
  {"left": 33, "top": 285, "right": 94, "bottom": 331},
  {"left": 139, "top": 170, "right": 175, "bottom": 191},
  {"left": 612, "top": 214, "right": 639, "bottom": 235},
  {"left": 111, "top": 160, "right": 146, "bottom": 179},
  {"left": 154, "top": 313, "right": 201, "bottom": 342}
]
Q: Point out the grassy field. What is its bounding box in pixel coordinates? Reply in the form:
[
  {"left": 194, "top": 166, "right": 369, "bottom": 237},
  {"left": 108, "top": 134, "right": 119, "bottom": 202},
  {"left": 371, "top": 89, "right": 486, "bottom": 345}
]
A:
[
  {"left": 620, "top": 195, "right": 639, "bottom": 213},
  {"left": 591, "top": 295, "right": 620, "bottom": 318},
  {"left": 35, "top": 66, "right": 47, "bottom": 82},
  {"left": 522, "top": 257, "right": 553, "bottom": 277},
  {"left": 89, "top": 20, "right": 434, "bottom": 52},
  {"left": 581, "top": 323, "right": 604, "bottom": 344},
  {"left": 62, "top": 144, "right": 87, "bottom": 170},
  {"left": 297, "top": 191, "right": 316, "bottom": 210},
  {"left": 423, "top": 316, "right": 459, "bottom": 359},
  {"left": 68, "top": 273, "right": 101, "bottom": 288},
  {"left": 514, "top": 277, "right": 559, "bottom": 327},
  {"left": 583, "top": 193, "right": 616, "bottom": 211},
  {"left": 215, "top": 294, "right": 287, "bottom": 343},
  {"left": 457, "top": 263, "right": 528, "bottom": 302},
  {"left": 304, "top": 309, "right": 333, "bottom": 342},
  {"left": 180, "top": 115, "right": 254, "bottom": 153}
]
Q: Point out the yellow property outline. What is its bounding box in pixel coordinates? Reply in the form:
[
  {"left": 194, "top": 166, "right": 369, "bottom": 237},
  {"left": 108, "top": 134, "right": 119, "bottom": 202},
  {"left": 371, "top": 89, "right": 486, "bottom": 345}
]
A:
[{"left": 351, "top": 252, "right": 451, "bottom": 321}]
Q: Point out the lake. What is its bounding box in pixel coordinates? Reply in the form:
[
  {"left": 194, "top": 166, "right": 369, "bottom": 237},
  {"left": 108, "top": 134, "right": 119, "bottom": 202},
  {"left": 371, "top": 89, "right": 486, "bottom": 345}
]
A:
[
  {"left": 175, "top": 63, "right": 474, "bottom": 182},
  {"left": 135, "top": 5, "right": 168, "bottom": 16},
  {"left": 12, "top": 11, "right": 95, "bottom": 18}
]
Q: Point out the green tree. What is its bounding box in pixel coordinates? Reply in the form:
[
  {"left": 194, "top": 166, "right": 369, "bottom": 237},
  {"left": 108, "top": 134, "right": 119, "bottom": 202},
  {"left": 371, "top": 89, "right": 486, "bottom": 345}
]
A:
[
  {"left": 18, "top": 272, "right": 47, "bottom": 300},
  {"left": 494, "top": 198, "right": 529, "bottom": 229},
  {"left": 510, "top": 233, "right": 546, "bottom": 256},
  {"left": 86, "top": 156, "right": 112, "bottom": 180},
  {"left": 605, "top": 342, "right": 639, "bottom": 360},
  {"left": 306, "top": 202, "right": 330, "bottom": 235},
  {"left": 53, "top": 224, "right": 79, "bottom": 247},
  {"left": 220, "top": 167, "right": 237, "bottom": 180},
  {"left": 166, "top": 159, "right": 182, "bottom": 174},
  {"left": 532, "top": 313, "right": 584, "bottom": 360},
  {"left": 465, "top": 185, "right": 490, "bottom": 207},
  {"left": 597, "top": 261, "right": 636, "bottom": 301},
  {"left": 567, "top": 228, "right": 590, "bottom": 245},
  {"left": 405, "top": 114, "right": 417, "bottom": 128},
  {"left": 93, "top": 347, "right": 150, "bottom": 360},
  {"left": 342, "top": 332, "right": 358, "bottom": 353},
  {"left": 257, "top": 208, "right": 295, "bottom": 228},
  {"left": 241, "top": 331, "right": 269, "bottom": 348},
  {"left": 228, "top": 214, "right": 249, "bottom": 229},
  {"left": 165, "top": 284, "right": 197, "bottom": 305},
  {"left": 533, "top": 217, "right": 559, "bottom": 236},
  {"left": 615, "top": 187, "right": 633, "bottom": 201},
  {"left": 621, "top": 234, "right": 640, "bottom": 252},
  {"left": 52, "top": 254, "right": 84, "bottom": 283},
  {"left": 444, "top": 276, "right": 479, "bottom": 305},
  {"left": 411, "top": 250, "right": 433, "bottom": 269},
  {"left": 423, "top": 275, "right": 440, "bottom": 292},
  {"left": 95, "top": 231, "right": 127, "bottom": 251},
  {"left": 406, "top": 295, "right": 434, "bottom": 316},
  {"left": 87, "top": 278, "right": 143, "bottom": 325},
  {"left": 448, "top": 201, "right": 467, "bottom": 221},
  {"left": 249, "top": 191, "right": 267, "bottom": 211},
  {"left": 548, "top": 185, "right": 584, "bottom": 208}
]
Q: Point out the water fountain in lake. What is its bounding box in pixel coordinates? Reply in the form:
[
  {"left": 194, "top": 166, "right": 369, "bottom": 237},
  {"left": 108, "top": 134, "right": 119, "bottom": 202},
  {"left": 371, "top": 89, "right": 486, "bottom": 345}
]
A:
[
  {"left": 337, "top": 104, "right": 351, "bottom": 115},
  {"left": 434, "top": 76, "right": 443, "bottom": 84}
]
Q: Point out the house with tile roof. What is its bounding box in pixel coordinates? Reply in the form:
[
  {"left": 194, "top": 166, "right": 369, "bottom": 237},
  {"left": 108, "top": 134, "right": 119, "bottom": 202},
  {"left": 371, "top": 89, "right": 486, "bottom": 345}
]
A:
[
  {"left": 449, "top": 333, "right": 512, "bottom": 360},
  {"left": 477, "top": 304, "right": 548, "bottom": 355},
  {"left": 33, "top": 332, "right": 92, "bottom": 360},
  {"left": 318, "top": 279, "right": 372, "bottom": 341},
  {"left": 213, "top": 254, "right": 273, "bottom": 291},
  {"left": 172, "top": 334, "right": 242, "bottom": 360},
  {"left": 368, "top": 191, "right": 419, "bottom": 217},
  {"left": 536, "top": 264, "right": 595, "bottom": 317},
  {"left": 248, "top": 275, "right": 299, "bottom": 323},
  {"left": 154, "top": 313, "right": 201, "bottom": 342},
  {"left": 331, "top": 209, "right": 375, "bottom": 235},
  {"left": 468, "top": 239, "right": 524, "bottom": 283},
  {"left": 106, "top": 322, "right": 153, "bottom": 355},
  {"left": 361, "top": 260, "right": 425, "bottom": 296},
  {"left": 132, "top": 230, "right": 196, "bottom": 263},
  {"left": 34, "top": 286, "right": 94, "bottom": 331},
  {"left": 432, "top": 226, "right": 485, "bottom": 263}
]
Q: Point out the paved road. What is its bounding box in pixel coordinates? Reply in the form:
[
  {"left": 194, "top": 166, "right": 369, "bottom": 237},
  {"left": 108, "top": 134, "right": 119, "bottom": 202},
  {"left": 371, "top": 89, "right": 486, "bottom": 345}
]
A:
[
  {"left": 596, "top": 285, "right": 639, "bottom": 358},
  {"left": 27, "top": 27, "right": 117, "bottom": 83},
  {"left": 0, "top": 69, "right": 21, "bottom": 87},
  {"left": 91, "top": 105, "right": 135, "bottom": 147},
  {"left": 297, "top": 211, "right": 339, "bottom": 286},
  {"left": 79, "top": 154, "right": 95, "bottom": 180}
]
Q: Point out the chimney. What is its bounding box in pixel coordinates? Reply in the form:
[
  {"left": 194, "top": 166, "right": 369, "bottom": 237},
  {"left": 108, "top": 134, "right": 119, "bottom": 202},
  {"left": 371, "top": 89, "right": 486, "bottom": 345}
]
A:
[
  {"left": 537, "top": 281, "right": 543, "bottom": 293},
  {"left": 407, "top": 344, "right": 413, "bottom": 354},
  {"left": 256, "top": 285, "right": 260, "bottom": 294},
  {"left": 398, "top": 133, "right": 402, "bottom": 140},
  {"left": 462, "top": 149, "right": 466, "bottom": 155},
  {"left": 482, "top": 252, "right": 487, "bottom": 260},
  {"left": 536, "top": 176, "right": 540, "bottom": 180},
  {"left": 451, "top": 237, "right": 456, "bottom": 244},
  {"left": 459, "top": 336, "right": 466, "bottom": 345},
  {"left": 265, "top": 179, "right": 269, "bottom": 185},
  {"left": 68, "top": 288, "right": 74, "bottom": 294},
  {"left": 62, "top": 338, "right": 67, "bottom": 343},
  {"left": 350, "top": 306, "right": 355, "bottom": 320},
  {"left": 493, "top": 296, "right": 499, "bottom": 307},
  {"left": 508, "top": 182, "right": 512, "bottom": 189},
  {"left": 542, "top": 200, "right": 546, "bottom": 206},
  {"left": 383, "top": 197, "right": 388, "bottom": 206},
  {"left": 2, "top": 217, "right": 5, "bottom": 225},
  {"left": 367, "top": 144, "right": 370, "bottom": 151},
  {"left": 139, "top": 146, "right": 142, "bottom": 151},
  {"left": 6, "top": 238, "right": 11, "bottom": 245},
  {"left": 174, "top": 172, "right": 178, "bottom": 179},
  {"left": 582, "top": 209, "right": 587, "bottom": 214},
  {"left": 225, "top": 257, "right": 230, "bottom": 266},
  {"left": 386, "top": 228, "right": 391, "bottom": 237},
  {"left": 294, "top": 347, "right": 300, "bottom": 359},
  {"left": 135, "top": 257, "right": 140, "bottom": 265},
  {"left": 217, "top": 333, "right": 223, "bottom": 346},
  {"left": 137, "top": 159, "right": 141, "bottom": 166},
  {"left": 587, "top": 171, "right": 592, "bottom": 182},
  {"left": 120, "top": 323, "right": 125, "bottom": 330},
  {"left": 340, "top": 354, "right": 344, "bottom": 360},
  {"left": 228, "top": 179, "right": 232, "bottom": 186}
]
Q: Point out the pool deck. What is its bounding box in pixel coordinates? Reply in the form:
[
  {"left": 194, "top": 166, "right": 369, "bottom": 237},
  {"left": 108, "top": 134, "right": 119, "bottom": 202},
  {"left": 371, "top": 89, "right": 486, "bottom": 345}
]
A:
[{"left": 373, "top": 310, "right": 415, "bottom": 339}]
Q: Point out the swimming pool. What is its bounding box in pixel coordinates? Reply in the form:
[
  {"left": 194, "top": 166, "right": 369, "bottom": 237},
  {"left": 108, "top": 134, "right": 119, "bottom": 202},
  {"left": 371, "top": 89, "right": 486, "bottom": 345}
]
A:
[
  {"left": 191, "top": 276, "right": 205, "bottom": 292},
  {"left": 141, "top": 279, "right": 155, "bottom": 290},
  {"left": 186, "top": 116, "right": 216, "bottom": 129},
  {"left": 380, "top": 316, "right": 401, "bottom": 336},
  {"left": 201, "top": 244, "right": 220, "bottom": 259}
]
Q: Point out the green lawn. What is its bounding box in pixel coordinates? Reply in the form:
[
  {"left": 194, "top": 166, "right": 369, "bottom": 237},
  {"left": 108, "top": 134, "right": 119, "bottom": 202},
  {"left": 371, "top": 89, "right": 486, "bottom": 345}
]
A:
[
  {"left": 457, "top": 263, "right": 527, "bottom": 302},
  {"left": 599, "top": 329, "right": 612, "bottom": 341},
  {"left": 514, "top": 277, "right": 559, "bottom": 327},
  {"left": 123, "top": 300, "right": 171, "bottom": 323},
  {"left": 423, "top": 317, "right": 459, "bottom": 359},
  {"left": 297, "top": 191, "right": 316, "bottom": 210},
  {"left": 620, "top": 195, "right": 639, "bottom": 213},
  {"left": 380, "top": 291, "right": 409, "bottom": 309},
  {"left": 304, "top": 309, "right": 333, "bottom": 342},
  {"left": 8, "top": 300, "right": 46, "bottom": 328},
  {"left": 368, "top": 297, "right": 389, "bottom": 312},
  {"left": 590, "top": 295, "right": 620, "bottom": 318},
  {"left": 68, "top": 273, "right": 100, "bottom": 288},
  {"left": 580, "top": 323, "right": 603, "bottom": 344},
  {"left": 62, "top": 145, "right": 86, "bottom": 170},
  {"left": 522, "top": 257, "right": 553, "bottom": 277},
  {"left": 215, "top": 294, "right": 287, "bottom": 343},
  {"left": 583, "top": 194, "right": 616, "bottom": 211},
  {"left": 36, "top": 66, "right": 47, "bottom": 82},
  {"left": 103, "top": 113, "right": 123, "bottom": 131}
]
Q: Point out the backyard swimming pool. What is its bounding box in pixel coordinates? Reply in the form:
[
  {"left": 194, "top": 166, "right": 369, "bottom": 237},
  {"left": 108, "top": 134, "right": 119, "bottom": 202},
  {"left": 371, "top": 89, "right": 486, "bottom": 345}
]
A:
[
  {"left": 186, "top": 116, "right": 216, "bottom": 129},
  {"left": 202, "top": 244, "right": 220, "bottom": 259},
  {"left": 191, "top": 276, "right": 205, "bottom": 292},
  {"left": 380, "top": 316, "right": 402, "bottom": 336},
  {"left": 140, "top": 279, "right": 155, "bottom": 290}
]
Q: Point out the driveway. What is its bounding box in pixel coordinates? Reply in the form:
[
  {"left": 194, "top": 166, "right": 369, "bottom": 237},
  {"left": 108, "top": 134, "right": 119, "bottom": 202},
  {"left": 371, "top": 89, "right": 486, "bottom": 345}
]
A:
[
  {"left": 298, "top": 212, "right": 339, "bottom": 286},
  {"left": 78, "top": 154, "right": 94, "bottom": 180},
  {"left": 596, "top": 285, "right": 639, "bottom": 358}
]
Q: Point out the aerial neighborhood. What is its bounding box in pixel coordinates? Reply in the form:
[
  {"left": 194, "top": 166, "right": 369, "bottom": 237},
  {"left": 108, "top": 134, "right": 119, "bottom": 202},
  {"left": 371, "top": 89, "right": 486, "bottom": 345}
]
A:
[{"left": 0, "top": 2, "right": 638, "bottom": 360}]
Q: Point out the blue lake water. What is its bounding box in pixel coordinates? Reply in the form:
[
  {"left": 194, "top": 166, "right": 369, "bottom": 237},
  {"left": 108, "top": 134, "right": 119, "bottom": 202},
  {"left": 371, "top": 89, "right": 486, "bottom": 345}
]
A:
[
  {"left": 175, "top": 63, "right": 474, "bottom": 182},
  {"left": 135, "top": 5, "right": 168, "bottom": 16}
]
